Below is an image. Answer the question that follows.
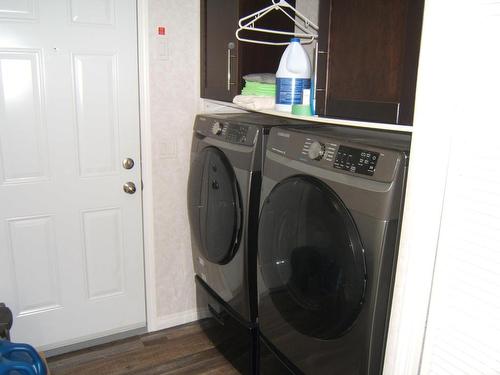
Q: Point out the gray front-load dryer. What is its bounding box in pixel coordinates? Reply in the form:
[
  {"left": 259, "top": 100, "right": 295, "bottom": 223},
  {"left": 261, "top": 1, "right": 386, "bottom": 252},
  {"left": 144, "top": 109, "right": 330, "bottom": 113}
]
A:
[
  {"left": 257, "top": 125, "right": 410, "bottom": 374},
  {"left": 187, "top": 113, "right": 302, "bottom": 325}
]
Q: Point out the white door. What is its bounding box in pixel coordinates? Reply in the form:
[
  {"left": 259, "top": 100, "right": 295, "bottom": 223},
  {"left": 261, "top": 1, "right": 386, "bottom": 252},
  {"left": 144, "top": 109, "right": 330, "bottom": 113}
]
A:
[{"left": 0, "top": 0, "right": 145, "bottom": 350}]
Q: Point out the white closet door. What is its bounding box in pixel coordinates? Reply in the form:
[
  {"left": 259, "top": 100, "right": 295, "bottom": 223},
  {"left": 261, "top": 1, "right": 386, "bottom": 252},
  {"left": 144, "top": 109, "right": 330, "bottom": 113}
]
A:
[
  {"left": 420, "top": 1, "right": 500, "bottom": 373},
  {"left": 420, "top": 137, "right": 500, "bottom": 374},
  {"left": 0, "top": 0, "right": 145, "bottom": 350}
]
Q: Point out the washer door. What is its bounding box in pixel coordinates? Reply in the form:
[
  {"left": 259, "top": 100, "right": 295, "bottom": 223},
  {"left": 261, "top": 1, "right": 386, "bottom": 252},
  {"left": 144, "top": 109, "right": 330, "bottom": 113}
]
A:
[
  {"left": 187, "top": 146, "right": 242, "bottom": 265},
  {"left": 258, "top": 176, "right": 366, "bottom": 339}
]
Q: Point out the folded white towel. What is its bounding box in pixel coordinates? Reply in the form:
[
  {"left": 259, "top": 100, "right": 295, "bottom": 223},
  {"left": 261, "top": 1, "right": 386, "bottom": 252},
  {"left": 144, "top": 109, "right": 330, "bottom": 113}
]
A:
[
  {"left": 242, "top": 73, "right": 276, "bottom": 84},
  {"left": 233, "top": 95, "right": 275, "bottom": 111}
]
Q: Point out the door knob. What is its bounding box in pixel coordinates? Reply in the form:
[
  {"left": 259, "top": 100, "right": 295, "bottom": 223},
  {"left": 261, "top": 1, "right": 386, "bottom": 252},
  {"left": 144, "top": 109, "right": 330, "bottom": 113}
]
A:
[
  {"left": 123, "top": 182, "right": 136, "bottom": 194},
  {"left": 122, "top": 158, "right": 135, "bottom": 170}
]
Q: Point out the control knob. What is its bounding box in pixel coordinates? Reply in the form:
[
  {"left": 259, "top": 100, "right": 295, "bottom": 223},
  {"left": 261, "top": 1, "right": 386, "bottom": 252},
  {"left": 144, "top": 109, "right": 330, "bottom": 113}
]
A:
[
  {"left": 211, "top": 121, "right": 223, "bottom": 136},
  {"left": 308, "top": 141, "right": 326, "bottom": 161}
]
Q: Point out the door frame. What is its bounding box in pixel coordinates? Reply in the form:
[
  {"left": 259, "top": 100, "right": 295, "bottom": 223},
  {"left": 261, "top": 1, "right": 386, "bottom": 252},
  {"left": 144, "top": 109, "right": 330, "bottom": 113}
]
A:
[{"left": 137, "top": 0, "right": 158, "bottom": 332}]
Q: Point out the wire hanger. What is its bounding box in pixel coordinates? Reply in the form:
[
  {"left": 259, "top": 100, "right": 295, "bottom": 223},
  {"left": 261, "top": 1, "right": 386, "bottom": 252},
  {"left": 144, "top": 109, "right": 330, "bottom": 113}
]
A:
[{"left": 236, "top": 0, "right": 319, "bottom": 46}]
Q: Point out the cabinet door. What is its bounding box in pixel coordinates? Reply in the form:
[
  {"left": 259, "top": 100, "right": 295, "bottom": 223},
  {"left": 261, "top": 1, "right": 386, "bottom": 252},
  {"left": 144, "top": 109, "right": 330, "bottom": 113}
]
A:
[
  {"left": 201, "top": 0, "right": 238, "bottom": 101},
  {"left": 319, "top": 0, "right": 424, "bottom": 124}
]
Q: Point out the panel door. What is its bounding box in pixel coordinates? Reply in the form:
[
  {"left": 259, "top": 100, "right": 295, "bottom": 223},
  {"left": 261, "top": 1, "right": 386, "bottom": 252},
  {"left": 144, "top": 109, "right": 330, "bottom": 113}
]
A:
[{"left": 0, "top": 0, "right": 145, "bottom": 349}]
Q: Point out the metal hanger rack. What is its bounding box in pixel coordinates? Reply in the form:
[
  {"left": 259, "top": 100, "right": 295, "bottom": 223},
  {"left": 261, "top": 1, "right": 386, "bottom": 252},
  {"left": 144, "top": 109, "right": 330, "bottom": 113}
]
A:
[{"left": 235, "top": 0, "right": 319, "bottom": 46}]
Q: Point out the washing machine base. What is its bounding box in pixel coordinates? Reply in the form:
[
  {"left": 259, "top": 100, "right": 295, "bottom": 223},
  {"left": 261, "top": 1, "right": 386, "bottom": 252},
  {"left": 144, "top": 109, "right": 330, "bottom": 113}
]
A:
[
  {"left": 195, "top": 276, "right": 258, "bottom": 375},
  {"left": 259, "top": 333, "right": 303, "bottom": 375}
]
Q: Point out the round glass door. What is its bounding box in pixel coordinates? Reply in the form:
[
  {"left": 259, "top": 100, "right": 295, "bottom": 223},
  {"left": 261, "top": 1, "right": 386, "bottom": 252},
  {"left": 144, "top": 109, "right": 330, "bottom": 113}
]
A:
[
  {"left": 187, "top": 146, "right": 242, "bottom": 265},
  {"left": 258, "top": 176, "right": 366, "bottom": 339}
]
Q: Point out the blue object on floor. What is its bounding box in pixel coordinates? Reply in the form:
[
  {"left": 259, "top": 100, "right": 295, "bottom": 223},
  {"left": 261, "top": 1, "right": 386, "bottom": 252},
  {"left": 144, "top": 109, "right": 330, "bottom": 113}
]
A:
[
  {"left": 0, "top": 356, "right": 38, "bottom": 375},
  {"left": 0, "top": 341, "right": 46, "bottom": 375}
]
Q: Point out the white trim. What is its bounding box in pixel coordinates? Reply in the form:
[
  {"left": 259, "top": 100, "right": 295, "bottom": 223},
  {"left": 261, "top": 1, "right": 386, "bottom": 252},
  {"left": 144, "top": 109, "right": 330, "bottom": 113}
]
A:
[
  {"left": 382, "top": 129, "right": 451, "bottom": 375},
  {"left": 42, "top": 323, "right": 146, "bottom": 355},
  {"left": 155, "top": 308, "right": 211, "bottom": 331},
  {"left": 137, "top": 0, "right": 158, "bottom": 333},
  {"left": 383, "top": 0, "right": 458, "bottom": 373}
]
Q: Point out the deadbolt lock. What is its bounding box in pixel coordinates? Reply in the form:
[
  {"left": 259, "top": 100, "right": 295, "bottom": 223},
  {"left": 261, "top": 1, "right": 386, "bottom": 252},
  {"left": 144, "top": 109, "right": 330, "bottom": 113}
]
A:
[{"left": 122, "top": 158, "right": 135, "bottom": 170}]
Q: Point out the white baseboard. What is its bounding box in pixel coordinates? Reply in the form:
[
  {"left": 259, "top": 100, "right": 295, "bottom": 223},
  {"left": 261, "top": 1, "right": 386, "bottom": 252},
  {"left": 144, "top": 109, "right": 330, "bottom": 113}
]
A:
[
  {"left": 44, "top": 324, "right": 146, "bottom": 357},
  {"left": 154, "top": 308, "right": 211, "bottom": 332}
]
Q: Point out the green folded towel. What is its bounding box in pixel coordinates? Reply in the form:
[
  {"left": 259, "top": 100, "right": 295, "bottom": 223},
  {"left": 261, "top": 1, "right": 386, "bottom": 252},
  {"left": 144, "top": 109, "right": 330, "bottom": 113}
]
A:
[{"left": 241, "top": 80, "right": 276, "bottom": 96}]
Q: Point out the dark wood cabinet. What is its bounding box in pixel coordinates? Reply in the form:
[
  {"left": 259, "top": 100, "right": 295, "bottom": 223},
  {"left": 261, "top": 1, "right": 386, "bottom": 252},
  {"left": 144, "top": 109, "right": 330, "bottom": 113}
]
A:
[
  {"left": 200, "top": 0, "right": 296, "bottom": 102},
  {"left": 316, "top": 0, "right": 424, "bottom": 125},
  {"left": 200, "top": 0, "right": 238, "bottom": 101}
]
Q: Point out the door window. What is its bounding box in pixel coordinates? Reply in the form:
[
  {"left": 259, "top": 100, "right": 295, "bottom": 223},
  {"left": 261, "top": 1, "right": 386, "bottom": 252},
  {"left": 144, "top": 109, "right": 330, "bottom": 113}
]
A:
[
  {"left": 258, "top": 176, "right": 366, "bottom": 339},
  {"left": 188, "top": 147, "right": 242, "bottom": 264}
]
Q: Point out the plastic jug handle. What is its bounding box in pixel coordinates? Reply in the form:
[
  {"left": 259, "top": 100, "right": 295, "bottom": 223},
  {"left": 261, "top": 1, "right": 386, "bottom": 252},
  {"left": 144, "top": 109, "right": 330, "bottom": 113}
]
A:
[{"left": 0, "top": 343, "right": 38, "bottom": 359}]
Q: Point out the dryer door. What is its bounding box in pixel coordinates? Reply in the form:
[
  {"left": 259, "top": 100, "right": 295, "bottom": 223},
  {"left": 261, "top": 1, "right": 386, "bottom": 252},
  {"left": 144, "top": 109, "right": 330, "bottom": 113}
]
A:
[
  {"left": 188, "top": 146, "right": 242, "bottom": 265},
  {"left": 258, "top": 176, "right": 366, "bottom": 339}
]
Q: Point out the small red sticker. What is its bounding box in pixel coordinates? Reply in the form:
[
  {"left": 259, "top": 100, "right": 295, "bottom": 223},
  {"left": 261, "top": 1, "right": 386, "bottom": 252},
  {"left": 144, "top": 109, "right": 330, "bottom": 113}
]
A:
[{"left": 158, "top": 27, "right": 166, "bottom": 36}]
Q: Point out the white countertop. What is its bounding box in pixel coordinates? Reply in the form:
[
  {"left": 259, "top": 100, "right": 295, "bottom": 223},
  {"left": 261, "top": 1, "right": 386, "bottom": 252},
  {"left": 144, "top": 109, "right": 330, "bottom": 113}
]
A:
[
  {"left": 258, "top": 109, "right": 413, "bottom": 133},
  {"left": 202, "top": 99, "right": 413, "bottom": 133}
]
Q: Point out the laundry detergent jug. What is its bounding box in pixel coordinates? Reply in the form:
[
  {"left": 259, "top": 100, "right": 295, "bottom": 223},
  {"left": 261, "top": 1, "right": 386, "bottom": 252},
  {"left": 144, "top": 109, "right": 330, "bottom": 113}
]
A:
[{"left": 275, "top": 38, "right": 312, "bottom": 113}]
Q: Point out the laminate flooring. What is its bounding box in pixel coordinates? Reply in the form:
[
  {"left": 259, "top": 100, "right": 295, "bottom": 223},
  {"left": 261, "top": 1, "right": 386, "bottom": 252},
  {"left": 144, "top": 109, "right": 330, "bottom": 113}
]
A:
[{"left": 47, "top": 319, "right": 244, "bottom": 375}]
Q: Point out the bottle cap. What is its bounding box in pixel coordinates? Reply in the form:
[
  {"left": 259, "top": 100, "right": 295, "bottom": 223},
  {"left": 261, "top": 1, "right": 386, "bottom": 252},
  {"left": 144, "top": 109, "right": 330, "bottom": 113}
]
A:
[{"left": 290, "top": 37, "right": 300, "bottom": 43}]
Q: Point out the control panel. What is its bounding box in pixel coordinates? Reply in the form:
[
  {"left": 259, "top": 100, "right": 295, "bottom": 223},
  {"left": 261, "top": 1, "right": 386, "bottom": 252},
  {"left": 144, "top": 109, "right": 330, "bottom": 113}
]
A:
[
  {"left": 196, "top": 117, "right": 256, "bottom": 146},
  {"left": 300, "top": 138, "right": 380, "bottom": 176},
  {"left": 267, "top": 127, "right": 406, "bottom": 183},
  {"left": 333, "top": 145, "right": 379, "bottom": 176},
  {"left": 220, "top": 122, "right": 249, "bottom": 144}
]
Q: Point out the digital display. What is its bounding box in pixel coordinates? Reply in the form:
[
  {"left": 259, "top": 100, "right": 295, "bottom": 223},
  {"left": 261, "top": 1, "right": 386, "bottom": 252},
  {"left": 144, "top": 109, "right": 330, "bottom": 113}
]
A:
[
  {"left": 224, "top": 124, "right": 248, "bottom": 143},
  {"left": 333, "top": 145, "right": 379, "bottom": 176}
]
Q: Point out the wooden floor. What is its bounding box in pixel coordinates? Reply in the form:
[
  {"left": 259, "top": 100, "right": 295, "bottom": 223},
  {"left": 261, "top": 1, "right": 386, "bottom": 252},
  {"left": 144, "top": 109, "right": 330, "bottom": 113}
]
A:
[{"left": 47, "top": 319, "right": 244, "bottom": 375}]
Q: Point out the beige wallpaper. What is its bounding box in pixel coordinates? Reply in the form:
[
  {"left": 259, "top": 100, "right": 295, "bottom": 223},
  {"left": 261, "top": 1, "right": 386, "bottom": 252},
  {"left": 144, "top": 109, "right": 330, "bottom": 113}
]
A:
[
  {"left": 148, "top": 0, "right": 201, "bottom": 323},
  {"left": 146, "top": 0, "right": 319, "bottom": 327}
]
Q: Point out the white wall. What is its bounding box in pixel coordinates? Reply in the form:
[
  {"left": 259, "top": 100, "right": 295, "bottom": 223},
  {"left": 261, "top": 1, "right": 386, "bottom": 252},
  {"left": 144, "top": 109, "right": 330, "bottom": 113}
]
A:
[
  {"left": 144, "top": 0, "right": 320, "bottom": 331},
  {"left": 147, "top": 0, "right": 201, "bottom": 329}
]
